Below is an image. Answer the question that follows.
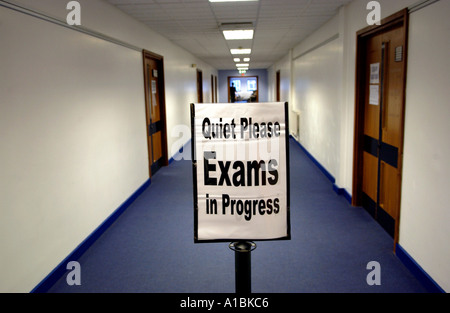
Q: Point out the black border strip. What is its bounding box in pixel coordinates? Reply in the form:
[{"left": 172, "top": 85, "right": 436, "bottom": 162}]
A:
[
  {"left": 190, "top": 104, "right": 199, "bottom": 242},
  {"left": 363, "top": 135, "right": 398, "bottom": 169},
  {"left": 149, "top": 120, "right": 163, "bottom": 136},
  {"left": 284, "top": 102, "right": 291, "bottom": 241},
  {"left": 380, "top": 141, "right": 398, "bottom": 168},
  {"left": 363, "top": 135, "right": 378, "bottom": 158}
]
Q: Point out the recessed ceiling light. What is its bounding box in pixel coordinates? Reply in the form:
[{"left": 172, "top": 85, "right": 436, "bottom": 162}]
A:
[
  {"left": 210, "top": 0, "right": 258, "bottom": 2},
  {"left": 223, "top": 30, "right": 254, "bottom": 40},
  {"left": 234, "top": 58, "right": 241, "bottom": 62},
  {"left": 236, "top": 63, "right": 250, "bottom": 67},
  {"left": 231, "top": 49, "right": 251, "bottom": 55},
  {"left": 243, "top": 58, "right": 250, "bottom": 62}
]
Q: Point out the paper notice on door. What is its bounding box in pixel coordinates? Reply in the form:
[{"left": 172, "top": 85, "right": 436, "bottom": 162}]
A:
[
  {"left": 369, "top": 85, "right": 379, "bottom": 105},
  {"left": 151, "top": 80, "right": 157, "bottom": 94},
  {"left": 370, "top": 63, "right": 380, "bottom": 84}
]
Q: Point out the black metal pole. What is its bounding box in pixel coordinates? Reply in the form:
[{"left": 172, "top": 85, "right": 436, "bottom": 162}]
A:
[{"left": 230, "top": 241, "right": 256, "bottom": 294}]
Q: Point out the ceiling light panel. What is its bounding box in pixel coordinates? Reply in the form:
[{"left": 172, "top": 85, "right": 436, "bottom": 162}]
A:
[
  {"left": 223, "top": 29, "right": 254, "bottom": 40},
  {"left": 210, "top": 0, "right": 259, "bottom": 2},
  {"left": 230, "top": 49, "right": 251, "bottom": 54}
]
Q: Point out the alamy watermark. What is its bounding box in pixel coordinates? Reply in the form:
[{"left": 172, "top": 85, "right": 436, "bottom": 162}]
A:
[
  {"left": 366, "top": 261, "right": 381, "bottom": 286},
  {"left": 66, "top": 261, "right": 81, "bottom": 286},
  {"left": 66, "top": 1, "right": 81, "bottom": 26},
  {"left": 170, "top": 122, "right": 283, "bottom": 164},
  {"left": 65, "top": 1, "right": 381, "bottom": 27},
  {"left": 367, "top": 1, "right": 381, "bottom": 26}
]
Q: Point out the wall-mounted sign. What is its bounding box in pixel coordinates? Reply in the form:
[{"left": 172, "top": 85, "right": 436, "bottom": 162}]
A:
[{"left": 191, "top": 102, "right": 291, "bottom": 243}]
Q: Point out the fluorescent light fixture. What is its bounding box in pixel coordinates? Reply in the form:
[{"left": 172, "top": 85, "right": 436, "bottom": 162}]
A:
[
  {"left": 210, "top": 0, "right": 258, "bottom": 2},
  {"left": 236, "top": 63, "right": 250, "bottom": 67},
  {"left": 230, "top": 48, "right": 251, "bottom": 55},
  {"left": 238, "top": 68, "right": 248, "bottom": 71},
  {"left": 243, "top": 58, "right": 250, "bottom": 62},
  {"left": 234, "top": 58, "right": 241, "bottom": 62},
  {"left": 223, "top": 30, "right": 254, "bottom": 40}
]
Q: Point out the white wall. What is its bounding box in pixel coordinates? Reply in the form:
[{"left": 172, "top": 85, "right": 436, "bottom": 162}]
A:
[
  {"left": 270, "top": 12, "right": 347, "bottom": 186},
  {"left": 268, "top": 51, "right": 293, "bottom": 133},
  {"left": 0, "top": 0, "right": 216, "bottom": 292},
  {"left": 291, "top": 14, "right": 343, "bottom": 180},
  {"left": 268, "top": 0, "right": 450, "bottom": 291},
  {"left": 7, "top": 0, "right": 216, "bottom": 156},
  {"left": 400, "top": 0, "right": 450, "bottom": 292}
]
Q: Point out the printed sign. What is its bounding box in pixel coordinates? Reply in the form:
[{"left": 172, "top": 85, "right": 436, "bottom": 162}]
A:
[
  {"left": 369, "top": 85, "right": 379, "bottom": 105},
  {"left": 370, "top": 63, "right": 380, "bottom": 84},
  {"left": 191, "top": 102, "right": 291, "bottom": 242}
]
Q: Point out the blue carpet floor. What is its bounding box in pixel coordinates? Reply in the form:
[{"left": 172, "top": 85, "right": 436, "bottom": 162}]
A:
[{"left": 47, "top": 139, "right": 427, "bottom": 293}]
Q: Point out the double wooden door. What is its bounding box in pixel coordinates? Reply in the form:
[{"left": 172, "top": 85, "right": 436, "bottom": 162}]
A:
[
  {"left": 143, "top": 51, "right": 168, "bottom": 177},
  {"left": 353, "top": 10, "right": 408, "bottom": 245}
]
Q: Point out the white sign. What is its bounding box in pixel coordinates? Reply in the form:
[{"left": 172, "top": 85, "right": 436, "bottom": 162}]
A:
[
  {"left": 370, "top": 63, "right": 380, "bottom": 84},
  {"left": 151, "top": 80, "right": 157, "bottom": 95},
  {"left": 191, "top": 102, "right": 291, "bottom": 242},
  {"left": 369, "top": 85, "right": 379, "bottom": 105}
]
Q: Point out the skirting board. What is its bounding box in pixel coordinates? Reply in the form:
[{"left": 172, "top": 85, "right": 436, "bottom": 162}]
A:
[
  {"left": 31, "top": 178, "right": 151, "bottom": 293},
  {"left": 289, "top": 135, "right": 352, "bottom": 204},
  {"left": 290, "top": 136, "right": 445, "bottom": 293},
  {"left": 395, "top": 244, "right": 445, "bottom": 293}
]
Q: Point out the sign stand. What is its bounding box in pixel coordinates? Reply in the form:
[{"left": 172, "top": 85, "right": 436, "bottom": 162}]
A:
[
  {"left": 191, "top": 102, "right": 291, "bottom": 293},
  {"left": 229, "top": 241, "right": 257, "bottom": 294}
]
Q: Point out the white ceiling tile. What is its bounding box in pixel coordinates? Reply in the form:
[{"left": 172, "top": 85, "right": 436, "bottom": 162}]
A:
[{"left": 106, "top": 0, "right": 352, "bottom": 69}]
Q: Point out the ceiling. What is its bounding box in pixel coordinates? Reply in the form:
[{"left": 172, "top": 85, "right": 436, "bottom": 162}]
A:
[{"left": 106, "top": 0, "right": 352, "bottom": 70}]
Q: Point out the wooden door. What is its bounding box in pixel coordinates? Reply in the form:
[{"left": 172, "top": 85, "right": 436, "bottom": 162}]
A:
[
  {"left": 211, "top": 75, "right": 215, "bottom": 103},
  {"left": 214, "top": 76, "right": 218, "bottom": 103},
  {"left": 276, "top": 70, "right": 281, "bottom": 102},
  {"left": 143, "top": 51, "right": 168, "bottom": 177},
  {"left": 197, "top": 70, "right": 203, "bottom": 103},
  {"left": 353, "top": 10, "right": 408, "bottom": 245}
]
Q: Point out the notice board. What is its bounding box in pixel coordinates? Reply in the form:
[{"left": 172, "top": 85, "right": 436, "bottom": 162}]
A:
[{"left": 191, "top": 102, "right": 291, "bottom": 243}]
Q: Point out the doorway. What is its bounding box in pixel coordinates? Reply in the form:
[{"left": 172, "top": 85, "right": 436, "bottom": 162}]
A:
[
  {"left": 352, "top": 9, "right": 408, "bottom": 246},
  {"left": 197, "top": 69, "right": 203, "bottom": 103},
  {"left": 228, "top": 76, "right": 259, "bottom": 103},
  {"left": 276, "top": 70, "right": 281, "bottom": 102},
  {"left": 214, "top": 75, "right": 218, "bottom": 103},
  {"left": 143, "top": 50, "right": 169, "bottom": 177}
]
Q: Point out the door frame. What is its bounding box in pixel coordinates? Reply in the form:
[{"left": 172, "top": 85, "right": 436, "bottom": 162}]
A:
[
  {"left": 143, "top": 49, "right": 169, "bottom": 177},
  {"left": 197, "top": 69, "right": 203, "bottom": 103},
  {"left": 352, "top": 9, "right": 409, "bottom": 245},
  {"left": 214, "top": 75, "right": 218, "bottom": 103},
  {"left": 276, "top": 70, "right": 281, "bottom": 102},
  {"left": 211, "top": 74, "right": 215, "bottom": 103}
]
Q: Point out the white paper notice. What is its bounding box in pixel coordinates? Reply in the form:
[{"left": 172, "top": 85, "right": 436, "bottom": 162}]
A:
[
  {"left": 191, "top": 102, "right": 291, "bottom": 242},
  {"left": 370, "top": 63, "right": 380, "bottom": 84},
  {"left": 369, "top": 85, "right": 379, "bottom": 105}
]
